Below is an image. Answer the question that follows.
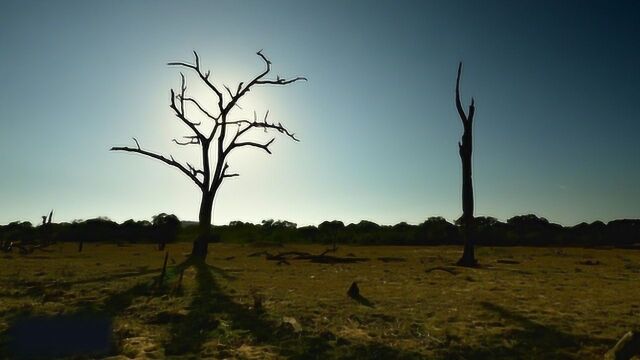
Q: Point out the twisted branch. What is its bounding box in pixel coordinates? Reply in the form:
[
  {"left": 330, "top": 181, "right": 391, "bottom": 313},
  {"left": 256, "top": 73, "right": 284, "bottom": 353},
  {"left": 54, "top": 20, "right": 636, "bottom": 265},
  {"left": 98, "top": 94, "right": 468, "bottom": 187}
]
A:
[
  {"left": 168, "top": 51, "right": 224, "bottom": 112},
  {"left": 173, "top": 136, "right": 200, "bottom": 146},
  {"left": 181, "top": 97, "right": 220, "bottom": 121},
  {"left": 169, "top": 74, "right": 204, "bottom": 138},
  {"left": 224, "top": 50, "right": 307, "bottom": 114},
  {"left": 221, "top": 163, "right": 240, "bottom": 179},
  {"left": 110, "top": 138, "right": 202, "bottom": 187},
  {"left": 226, "top": 110, "right": 298, "bottom": 157}
]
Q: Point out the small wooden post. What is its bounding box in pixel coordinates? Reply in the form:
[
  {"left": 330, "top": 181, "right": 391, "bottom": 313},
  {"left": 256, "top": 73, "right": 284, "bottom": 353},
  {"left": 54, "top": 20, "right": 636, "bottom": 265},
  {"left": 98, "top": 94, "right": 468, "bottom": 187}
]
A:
[
  {"left": 176, "top": 268, "right": 184, "bottom": 289},
  {"left": 158, "top": 251, "right": 169, "bottom": 287}
]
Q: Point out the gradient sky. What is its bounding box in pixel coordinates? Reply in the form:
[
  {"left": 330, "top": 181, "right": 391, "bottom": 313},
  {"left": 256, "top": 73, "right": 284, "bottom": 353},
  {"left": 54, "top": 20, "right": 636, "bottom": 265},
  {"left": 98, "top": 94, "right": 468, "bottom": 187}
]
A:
[{"left": 1, "top": 0, "right": 639, "bottom": 226}]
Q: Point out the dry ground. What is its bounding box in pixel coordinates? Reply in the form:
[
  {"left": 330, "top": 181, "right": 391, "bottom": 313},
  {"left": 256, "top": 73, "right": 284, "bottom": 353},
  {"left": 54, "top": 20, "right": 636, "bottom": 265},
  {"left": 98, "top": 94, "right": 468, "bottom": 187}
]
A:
[{"left": 1, "top": 243, "right": 639, "bottom": 359}]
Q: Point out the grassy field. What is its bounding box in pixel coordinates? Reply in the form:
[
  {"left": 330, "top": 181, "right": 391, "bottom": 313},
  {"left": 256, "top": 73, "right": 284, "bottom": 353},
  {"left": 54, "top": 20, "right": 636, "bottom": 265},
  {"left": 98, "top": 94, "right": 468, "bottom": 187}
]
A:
[{"left": 1, "top": 243, "right": 638, "bottom": 359}]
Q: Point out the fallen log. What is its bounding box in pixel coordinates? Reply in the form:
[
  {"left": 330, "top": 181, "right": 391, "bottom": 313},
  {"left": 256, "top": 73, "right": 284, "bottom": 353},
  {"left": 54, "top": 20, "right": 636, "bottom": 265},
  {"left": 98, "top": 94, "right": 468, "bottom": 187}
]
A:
[
  {"left": 248, "top": 250, "right": 273, "bottom": 257},
  {"left": 377, "top": 257, "right": 406, "bottom": 263},
  {"left": 425, "top": 266, "right": 459, "bottom": 275},
  {"left": 605, "top": 330, "right": 640, "bottom": 360},
  {"left": 496, "top": 259, "right": 520, "bottom": 265},
  {"left": 266, "top": 251, "right": 313, "bottom": 260},
  {"left": 252, "top": 249, "right": 369, "bottom": 264}
]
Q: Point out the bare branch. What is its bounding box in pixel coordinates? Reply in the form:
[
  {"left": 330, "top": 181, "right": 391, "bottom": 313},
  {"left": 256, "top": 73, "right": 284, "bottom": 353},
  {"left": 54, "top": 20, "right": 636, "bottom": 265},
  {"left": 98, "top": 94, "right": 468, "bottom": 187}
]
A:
[
  {"left": 455, "top": 62, "right": 468, "bottom": 124},
  {"left": 179, "top": 73, "right": 186, "bottom": 114},
  {"left": 193, "top": 51, "right": 200, "bottom": 69},
  {"left": 224, "top": 51, "right": 306, "bottom": 114},
  {"left": 251, "top": 121, "right": 299, "bottom": 141},
  {"left": 224, "top": 84, "right": 234, "bottom": 99},
  {"left": 225, "top": 119, "right": 253, "bottom": 126},
  {"left": 186, "top": 162, "right": 205, "bottom": 178},
  {"left": 170, "top": 89, "right": 204, "bottom": 137},
  {"left": 255, "top": 76, "right": 308, "bottom": 86},
  {"left": 230, "top": 138, "right": 276, "bottom": 154},
  {"left": 166, "top": 61, "right": 196, "bottom": 70},
  {"left": 172, "top": 136, "right": 200, "bottom": 146},
  {"left": 254, "top": 51, "right": 307, "bottom": 85},
  {"left": 182, "top": 97, "right": 220, "bottom": 121},
  {"left": 221, "top": 163, "right": 240, "bottom": 179},
  {"left": 110, "top": 140, "right": 202, "bottom": 187},
  {"left": 256, "top": 49, "right": 271, "bottom": 68},
  {"left": 229, "top": 111, "right": 299, "bottom": 149},
  {"left": 467, "top": 97, "right": 476, "bottom": 124},
  {"left": 132, "top": 137, "right": 141, "bottom": 149}
]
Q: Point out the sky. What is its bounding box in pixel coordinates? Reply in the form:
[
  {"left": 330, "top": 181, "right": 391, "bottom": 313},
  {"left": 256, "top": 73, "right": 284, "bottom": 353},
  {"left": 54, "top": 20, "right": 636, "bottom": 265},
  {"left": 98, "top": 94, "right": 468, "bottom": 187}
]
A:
[{"left": 0, "top": 0, "right": 639, "bottom": 227}]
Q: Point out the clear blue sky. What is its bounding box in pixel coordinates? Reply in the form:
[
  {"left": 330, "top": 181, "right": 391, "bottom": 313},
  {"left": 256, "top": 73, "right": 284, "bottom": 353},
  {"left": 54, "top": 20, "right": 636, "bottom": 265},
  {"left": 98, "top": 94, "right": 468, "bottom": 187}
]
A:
[{"left": 1, "top": 0, "right": 638, "bottom": 226}]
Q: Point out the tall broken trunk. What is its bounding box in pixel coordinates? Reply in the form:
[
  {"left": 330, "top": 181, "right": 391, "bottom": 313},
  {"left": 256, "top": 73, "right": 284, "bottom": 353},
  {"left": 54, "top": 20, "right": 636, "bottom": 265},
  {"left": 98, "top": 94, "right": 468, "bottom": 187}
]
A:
[
  {"left": 454, "top": 62, "right": 477, "bottom": 267},
  {"left": 458, "top": 117, "right": 475, "bottom": 266}
]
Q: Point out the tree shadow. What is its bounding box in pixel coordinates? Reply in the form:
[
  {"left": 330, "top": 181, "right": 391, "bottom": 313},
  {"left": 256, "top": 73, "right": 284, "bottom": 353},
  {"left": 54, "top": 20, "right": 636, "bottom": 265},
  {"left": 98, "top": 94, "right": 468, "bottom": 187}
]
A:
[
  {"left": 100, "top": 282, "right": 154, "bottom": 315},
  {"left": 442, "top": 301, "right": 611, "bottom": 359},
  {"left": 64, "top": 268, "right": 160, "bottom": 287},
  {"left": 165, "top": 260, "right": 423, "bottom": 359},
  {"left": 6, "top": 268, "right": 160, "bottom": 299},
  {"left": 1, "top": 258, "right": 425, "bottom": 359}
]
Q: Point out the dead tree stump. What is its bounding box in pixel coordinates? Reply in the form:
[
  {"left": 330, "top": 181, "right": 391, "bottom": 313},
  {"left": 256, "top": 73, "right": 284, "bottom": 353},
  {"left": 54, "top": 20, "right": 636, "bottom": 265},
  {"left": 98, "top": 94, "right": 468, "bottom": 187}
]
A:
[{"left": 347, "top": 282, "right": 360, "bottom": 298}]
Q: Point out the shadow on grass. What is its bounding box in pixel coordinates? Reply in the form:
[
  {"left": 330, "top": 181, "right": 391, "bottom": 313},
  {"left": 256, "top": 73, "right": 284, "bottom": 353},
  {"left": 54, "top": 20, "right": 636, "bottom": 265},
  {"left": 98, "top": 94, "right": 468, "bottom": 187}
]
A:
[
  {"left": 7, "top": 268, "right": 159, "bottom": 296},
  {"left": 349, "top": 293, "right": 375, "bottom": 308},
  {"left": 1, "top": 270, "right": 157, "bottom": 359},
  {"left": 64, "top": 268, "right": 160, "bottom": 287},
  {"left": 165, "top": 260, "right": 424, "bottom": 359},
  {"left": 441, "top": 301, "right": 611, "bottom": 360},
  {"left": 3, "top": 312, "right": 112, "bottom": 359}
]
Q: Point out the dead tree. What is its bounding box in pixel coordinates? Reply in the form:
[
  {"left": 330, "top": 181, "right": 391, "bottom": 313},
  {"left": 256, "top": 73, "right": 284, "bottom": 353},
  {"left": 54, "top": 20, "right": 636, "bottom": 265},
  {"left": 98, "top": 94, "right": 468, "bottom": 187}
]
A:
[
  {"left": 41, "top": 210, "right": 53, "bottom": 226},
  {"left": 111, "top": 51, "right": 306, "bottom": 259},
  {"left": 454, "top": 62, "right": 477, "bottom": 267},
  {"left": 41, "top": 210, "right": 53, "bottom": 246}
]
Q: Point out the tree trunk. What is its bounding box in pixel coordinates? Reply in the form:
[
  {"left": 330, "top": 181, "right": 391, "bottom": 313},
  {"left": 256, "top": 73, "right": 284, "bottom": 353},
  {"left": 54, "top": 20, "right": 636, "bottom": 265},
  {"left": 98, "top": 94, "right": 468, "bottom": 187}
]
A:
[
  {"left": 192, "top": 191, "right": 214, "bottom": 259},
  {"left": 457, "top": 122, "right": 477, "bottom": 267}
]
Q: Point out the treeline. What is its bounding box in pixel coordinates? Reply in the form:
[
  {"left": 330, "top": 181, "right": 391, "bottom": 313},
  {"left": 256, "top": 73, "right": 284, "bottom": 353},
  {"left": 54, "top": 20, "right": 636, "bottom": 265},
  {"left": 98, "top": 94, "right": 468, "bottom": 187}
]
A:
[
  {"left": 1, "top": 214, "right": 638, "bottom": 248},
  {"left": 212, "top": 216, "right": 640, "bottom": 247},
  {"left": 0, "top": 214, "right": 181, "bottom": 249}
]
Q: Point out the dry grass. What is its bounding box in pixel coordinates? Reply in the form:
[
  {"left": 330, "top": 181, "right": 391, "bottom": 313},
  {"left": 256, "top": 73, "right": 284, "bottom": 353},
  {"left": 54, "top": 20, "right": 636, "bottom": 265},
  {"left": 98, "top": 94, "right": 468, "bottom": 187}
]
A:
[{"left": 1, "top": 243, "right": 638, "bottom": 359}]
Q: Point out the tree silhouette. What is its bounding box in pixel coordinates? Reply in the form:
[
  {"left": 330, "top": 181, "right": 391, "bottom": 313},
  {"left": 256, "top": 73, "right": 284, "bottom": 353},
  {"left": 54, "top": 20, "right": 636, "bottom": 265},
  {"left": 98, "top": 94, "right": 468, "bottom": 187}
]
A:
[
  {"left": 454, "top": 62, "right": 477, "bottom": 267},
  {"left": 111, "top": 51, "right": 306, "bottom": 259}
]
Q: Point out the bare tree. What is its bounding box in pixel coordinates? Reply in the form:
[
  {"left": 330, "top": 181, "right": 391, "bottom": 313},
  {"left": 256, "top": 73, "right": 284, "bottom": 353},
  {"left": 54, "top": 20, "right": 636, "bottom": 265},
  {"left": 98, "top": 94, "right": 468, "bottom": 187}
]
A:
[
  {"left": 454, "top": 62, "right": 477, "bottom": 267},
  {"left": 111, "top": 51, "right": 306, "bottom": 259}
]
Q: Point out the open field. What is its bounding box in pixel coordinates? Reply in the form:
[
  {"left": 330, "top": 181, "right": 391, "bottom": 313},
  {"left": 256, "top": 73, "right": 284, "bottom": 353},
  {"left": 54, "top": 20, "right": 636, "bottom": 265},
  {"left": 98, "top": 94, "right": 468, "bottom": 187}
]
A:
[{"left": 1, "top": 243, "right": 639, "bottom": 359}]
